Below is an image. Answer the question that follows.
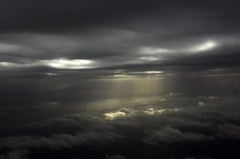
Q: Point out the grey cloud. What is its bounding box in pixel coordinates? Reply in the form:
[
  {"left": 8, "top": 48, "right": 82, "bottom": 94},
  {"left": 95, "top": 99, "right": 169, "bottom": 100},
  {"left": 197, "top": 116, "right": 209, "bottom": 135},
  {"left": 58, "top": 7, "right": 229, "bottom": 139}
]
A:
[
  {"left": 143, "top": 127, "right": 213, "bottom": 144},
  {"left": 0, "top": 149, "right": 30, "bottom": 159},
  {"left": 217, "top": 123, "right": 240, "bottom": 139},
  {"left": 1, "top": 94, "right": 240, "bottom": 158},
  {"left": 0, "top": 131, "right": 120, "bottom": 150},
  {"left": 0, "top": 0, "right": 239, "bottom": 71},
  {"left": 0, "top": 0, "right": 239, "bottom": 33},
  {"left": 1, "top": 33, "right": 240, "bottom": 71}
]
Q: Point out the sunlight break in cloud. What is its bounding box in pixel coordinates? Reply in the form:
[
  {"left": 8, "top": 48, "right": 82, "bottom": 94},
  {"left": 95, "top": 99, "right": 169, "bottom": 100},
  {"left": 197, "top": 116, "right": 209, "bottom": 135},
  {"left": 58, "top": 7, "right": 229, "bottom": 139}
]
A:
[
  {"left": 144, "top": 108, "right": 180, "bottom": 115},
  {"left": 190, "top": 40, "right": 218, "bottom": 53},
  {"left": 104, "top": 111, "right": 127, "bottom": 120},
  {"left": 0, "top": 62, "right": 22, "bottom": 68},
  {"left": 139, "top": 47, "right": 171, "bottom": 54},
  {"left": 0, "top": 58, "right": 95, "bottom": 70},
  {"left": 143, "top": 71, "right": 163, "bottom": 74},
  {"left": 0, "top": 61, "right": 38, "bottom": 68},
  {"left": 138, "top": 40, "right": 218, "bottom": 55},
  {"left": 144, "top": 108, "right": 166, "bottom": 115},
  {"left": 39, "top": 58, "right": 95, "bottom": 69}
]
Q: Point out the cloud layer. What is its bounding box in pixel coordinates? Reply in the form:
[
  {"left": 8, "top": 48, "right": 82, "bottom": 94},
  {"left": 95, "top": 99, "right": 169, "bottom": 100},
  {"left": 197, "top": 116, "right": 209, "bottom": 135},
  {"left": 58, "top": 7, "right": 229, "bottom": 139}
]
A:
[
  {"left": 1, "top": 93, "right": 240, "bottom": 159},
  {"left": 0, "top": 0, "right": 239, "bottom": 72}
]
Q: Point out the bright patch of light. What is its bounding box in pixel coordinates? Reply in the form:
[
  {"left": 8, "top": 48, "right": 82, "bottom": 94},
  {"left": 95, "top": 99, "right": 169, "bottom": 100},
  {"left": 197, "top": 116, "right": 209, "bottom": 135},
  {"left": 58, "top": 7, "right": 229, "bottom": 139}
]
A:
[
  {"left": 114, "top": 69, "right": 124, "bottom": 74},
  {"left": 104, "top": 111, "right": 127, "bottom": 120},
  {"left": 144, "top": 71, "right": 163, "bottom": 74},
  {"left": 138, "top": 40, "right": 218, "bottom": 56},
  {"left": 40, "top": 58, "right": 94, "bottom": 69},
  {"left": 198, "top": 101, "right": 205, "bottom": 107},
  {"left": 191, "top": 40, "right": 218, "bottom": 52},
  {"left": 0, "top": 62, "right": 18, "bottom": 67},
  {"left": 144, "top": 107, "right": 180, "bottom": 115},
  {"left": 208, "top": 96, "right": 218, "bottom": 100},
  {"left": 45, "top": 73, "right": 58, "bottom": 76},
  {"left": 0, "top": 62, "right": 33, "bottom": 68},
  {"left": 139, "top": 47, "right": 171, "bottom": 54},
  {"left": 140, "top": 56, "right": 159, "bottom": 61},
  {"left": 0, "top": 58, "right": 95, "bottom": 70},
  {"left": 167, "top": 92, "right": 183, "bottom": 97},
  {"left": 144, "top": 108, "right": 166, "bottom": 115},
  {"left": 112, "top": 74, "right": 127, "bottom": 78}
]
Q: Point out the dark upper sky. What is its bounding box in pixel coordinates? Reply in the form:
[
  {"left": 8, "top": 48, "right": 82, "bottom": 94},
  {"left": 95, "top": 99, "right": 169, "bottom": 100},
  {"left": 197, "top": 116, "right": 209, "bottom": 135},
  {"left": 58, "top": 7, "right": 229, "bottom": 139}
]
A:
[{"left": 0, "top": 0, "right": 240, "bottom": 72}]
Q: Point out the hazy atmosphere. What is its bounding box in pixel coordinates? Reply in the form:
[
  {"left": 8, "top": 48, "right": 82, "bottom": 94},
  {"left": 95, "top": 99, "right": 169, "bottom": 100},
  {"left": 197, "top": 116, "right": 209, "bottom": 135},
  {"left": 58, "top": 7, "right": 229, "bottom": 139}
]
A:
[{"left": 0, "top": 0, "right": 240, "bottom": 159}]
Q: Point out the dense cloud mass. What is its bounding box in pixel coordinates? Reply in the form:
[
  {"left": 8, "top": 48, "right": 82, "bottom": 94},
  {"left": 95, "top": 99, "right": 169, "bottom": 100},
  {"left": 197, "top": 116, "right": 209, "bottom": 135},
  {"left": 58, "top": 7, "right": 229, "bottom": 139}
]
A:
[
  {"left": 0, "top": 0, "right": 239, "bottom": 71},
  {"left": 1, "top": 93, "right": 240, "bottom": 159},
  {"left": 0, "top": 0, "right": 240, "bottom": 159}
]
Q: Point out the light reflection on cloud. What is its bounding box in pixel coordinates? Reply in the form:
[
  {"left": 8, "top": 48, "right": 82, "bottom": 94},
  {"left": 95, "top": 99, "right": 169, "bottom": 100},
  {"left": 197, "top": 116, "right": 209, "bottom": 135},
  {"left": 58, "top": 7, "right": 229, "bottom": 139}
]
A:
[
  {"left": 95, "top": 76, "right": 164, "bottom": 100},
  {"left": 45, "top": 72, "right": 58, "bottom": 76},
  {"left": 144, "top": 108, "right": 180, "bottom": 115},
  {"left": 143, "top": 71, "right": 163, "bottom": 74},
  {"left": 112, "top": 74, "right": 128, "bottom": 78},
  {"left": 85, "top": 96, "right": 166, "bottom": 112},
  {"left": 198, "top": 101, "right": 205, "bottom": 107},
  {"left": 104, "top": 107, "right": 181, "bottom": 120},
  {"left": 0, "top": 61, "right": 36, "bottom": 68},
  {"left": 144, "top": 108, "right": 166, "bottom": 115},
  {"left": 139, "top": 47, "right": 171, "bottom": 54},
  {"left": 0, "top": 62, "right": 20, "bottom": 67},
  {"left": 104, "top": 111, "right": 127, "bottom": 120},
  {"left": 138, "top": 40, "right": 218, "bottom": 55},
  {"left": 140, "top": 56, "right": 160, "bottom": 61},
  {"left": 0, "top": 58, "right": 95, "bottom": 69},
  {"left": 0, "top": 40, "right": 220, "bottom": 70},
  {"left": 190, "top": 40, "right": 218, "bottom": 53},
  {"left": 39, "top": 58, "right": 95, "bottom": 69}
]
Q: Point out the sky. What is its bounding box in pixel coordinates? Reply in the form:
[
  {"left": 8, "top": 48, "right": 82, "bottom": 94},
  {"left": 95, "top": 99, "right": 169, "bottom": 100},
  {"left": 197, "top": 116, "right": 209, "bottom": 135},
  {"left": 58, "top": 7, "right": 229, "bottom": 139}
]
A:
[
  {"left": 0, "top": 0, "right": 240, "bottom": 71},
  {"left": 0, "top": 0, "right": 240, "bottom": 159}
]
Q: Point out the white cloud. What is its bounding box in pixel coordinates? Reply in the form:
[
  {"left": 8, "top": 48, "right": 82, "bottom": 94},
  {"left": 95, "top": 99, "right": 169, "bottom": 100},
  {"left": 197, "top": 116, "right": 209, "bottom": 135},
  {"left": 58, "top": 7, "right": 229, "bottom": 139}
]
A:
[
  {"left": 198, "top": 101, "right": 205, "bottom": 107},
  {"left": 144, "top": 108, "right": 166, "bottom": 115},
  {"left": 104, "top": 111, "right": 127, "bottom": 120},
  {"left": 143, "top": 71, "right": 163, "bottom": 74},
  {"left": 137, "top": 40, "right": 218, "bottom": 56},
  {"left": 39, "top": 58, "right": 95, "bottom": 69},
  {"left": 190, "top": 40, "right": 218, "bottom": 53},
  {"left": 139, "top": 56, "right": 160, "bottom": 61},
  {"left": 0, "top": 58, "right": 96, "bottom": 69}
]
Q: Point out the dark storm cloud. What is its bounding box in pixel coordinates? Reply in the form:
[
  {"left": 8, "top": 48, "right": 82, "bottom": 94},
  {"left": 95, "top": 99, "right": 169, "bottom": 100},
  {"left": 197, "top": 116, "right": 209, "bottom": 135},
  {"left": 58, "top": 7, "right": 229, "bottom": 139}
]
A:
[
  {"left": 0, "top": 0, "right": 240, "bottom": 72},
  {"left": 0, "top": 0, "right": 161, "bottom": 33},
  {"left": 0, "top": 149, "right": 30, "bottom": 159},
  {"left": 0, "top": 30, "right": 240, "bottom": 72},
  {"left": 0, "top": 0, "right": 239, "bottom": 33}
]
